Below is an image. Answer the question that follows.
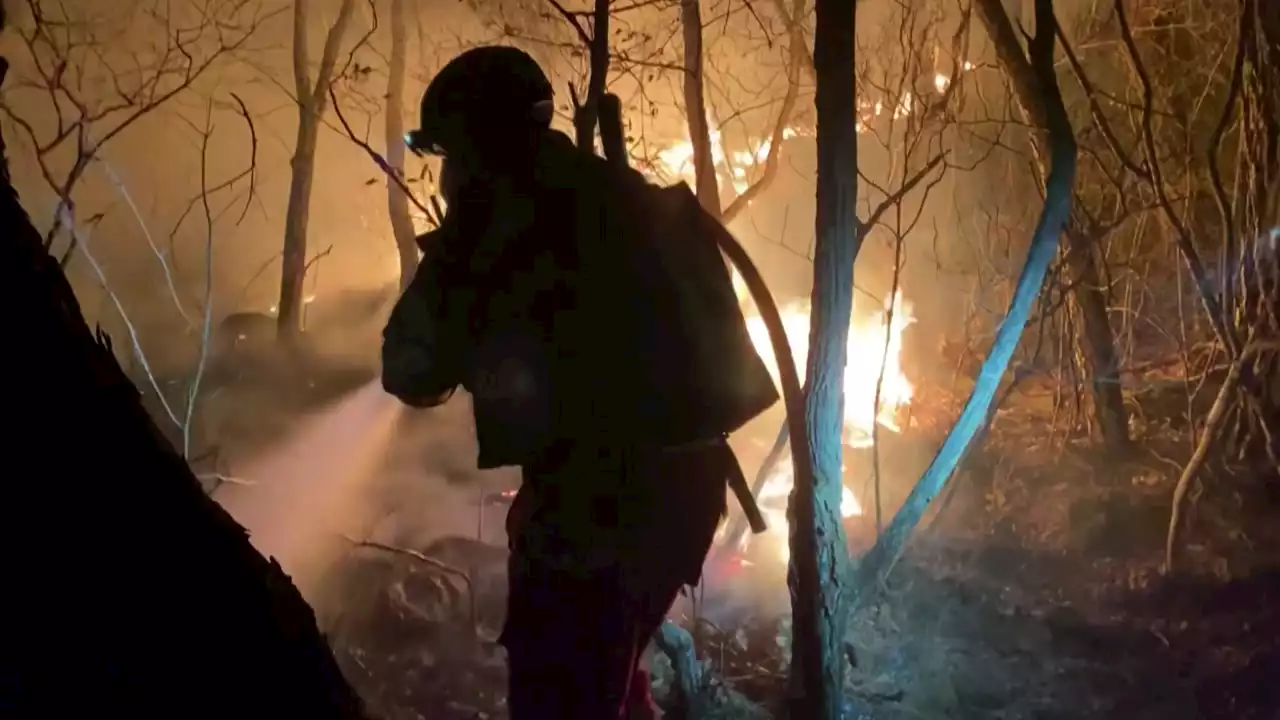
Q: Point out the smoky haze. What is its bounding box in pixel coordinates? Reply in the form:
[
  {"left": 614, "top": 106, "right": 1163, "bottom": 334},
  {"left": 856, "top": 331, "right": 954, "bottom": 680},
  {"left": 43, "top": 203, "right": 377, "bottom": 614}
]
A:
[{"left": 1, "top": 0, "right": 1038, "bottom": 609}]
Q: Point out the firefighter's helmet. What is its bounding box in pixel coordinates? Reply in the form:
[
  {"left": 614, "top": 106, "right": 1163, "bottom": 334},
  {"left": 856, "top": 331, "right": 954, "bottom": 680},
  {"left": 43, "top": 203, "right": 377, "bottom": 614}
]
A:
[{"left": 407, "top": 46, "right": 554, "bottom": 158}]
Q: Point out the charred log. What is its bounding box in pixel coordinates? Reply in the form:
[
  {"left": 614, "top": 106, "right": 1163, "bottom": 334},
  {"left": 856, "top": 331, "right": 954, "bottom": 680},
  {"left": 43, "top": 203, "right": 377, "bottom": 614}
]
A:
[{"left": 0, "top": 58, "right": 366, "bottom": 718}]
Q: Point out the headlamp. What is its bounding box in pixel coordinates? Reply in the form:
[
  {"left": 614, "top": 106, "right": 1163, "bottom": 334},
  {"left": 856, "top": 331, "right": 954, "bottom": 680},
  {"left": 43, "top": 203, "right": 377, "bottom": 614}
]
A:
[{"left": 404, "top": 129, "right": 444, "bottom": 157}]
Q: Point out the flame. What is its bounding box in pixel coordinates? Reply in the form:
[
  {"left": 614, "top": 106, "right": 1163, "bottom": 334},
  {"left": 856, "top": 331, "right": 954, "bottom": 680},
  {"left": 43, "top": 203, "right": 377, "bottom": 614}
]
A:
[
  {"left": 739, "top": 288, "right": 915, "bottom": 562},
  {"left": 755, "top": 457, "right": 863, "bottom": 563},
  {"left": 647, "top": 112, "right": 919, "bottom": 566},
  {"left": 645, "top": 58, "right": 975, "bottom": 189},
  {"left": 648, "top": 126, "right": 801, "bottom": 195},
  {"left": 742, "top": 290, "right": 915, "bottom": 447}
]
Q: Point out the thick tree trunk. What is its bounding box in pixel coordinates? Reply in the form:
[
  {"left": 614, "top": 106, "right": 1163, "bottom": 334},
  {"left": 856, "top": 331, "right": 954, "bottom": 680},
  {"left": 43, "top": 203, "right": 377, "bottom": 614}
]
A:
[
  {"left": 278, "top": 0, "right": 358, "bottom": 340},
  {"left": 385, "top": 0, "right": 419, "bottom": 291},
  {"left": 787, "top": 0, "right": 856, "bottom": 714},
  {"left": 975, "top": 0, "right": 1130, "bottom": 451},
  {"left": 0, "top": 58, "right": 365, "bottom": 717}
]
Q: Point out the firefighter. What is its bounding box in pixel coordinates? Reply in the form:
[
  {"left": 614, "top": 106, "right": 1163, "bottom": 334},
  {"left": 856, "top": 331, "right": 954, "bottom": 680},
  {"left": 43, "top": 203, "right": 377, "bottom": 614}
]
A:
[{"left": 382, "top": 46, "right": 730, "bottom": 719}]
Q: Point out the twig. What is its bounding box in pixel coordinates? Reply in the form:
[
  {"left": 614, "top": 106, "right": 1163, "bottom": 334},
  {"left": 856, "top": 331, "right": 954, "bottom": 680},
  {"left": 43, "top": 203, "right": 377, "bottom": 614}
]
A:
[
  {"left": 183, "top": 101, "right": 218, "bottom": 460},
  {"left": 98, "top": 160, "right": 195, "bottom": 329},
  {"left": 1165, "top": 340, "right": 1280, "bottom": 572},
  {"left": 60, "top": 206, "right": 180, "bottom": 428},
  {"left": 327, "top": 85, "right": 440, "bottom": 226},
  {"left": 304, "top": 244, "right": 335, "bottom": 275},
  {"left": 196, "top": 472, "right": 256, "bottom": 488},
  {"left": 346, "top": 537, "right": 478, "bottom": 633}
]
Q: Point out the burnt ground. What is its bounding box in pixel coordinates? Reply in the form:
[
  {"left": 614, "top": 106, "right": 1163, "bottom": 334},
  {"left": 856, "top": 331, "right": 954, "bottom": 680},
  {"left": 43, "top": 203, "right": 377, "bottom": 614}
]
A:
[
  {"left": 321, "top": 424, "right": 1280, "bottom": 720},
  {"left": 209, "top": 350, "right": 1279, "bottom": 720}
]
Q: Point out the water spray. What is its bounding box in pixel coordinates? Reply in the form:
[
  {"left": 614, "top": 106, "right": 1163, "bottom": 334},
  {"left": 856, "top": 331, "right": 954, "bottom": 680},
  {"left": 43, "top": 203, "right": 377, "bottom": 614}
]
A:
[{"left": 214, "top": 380, "right": 404, "bottom": 599}]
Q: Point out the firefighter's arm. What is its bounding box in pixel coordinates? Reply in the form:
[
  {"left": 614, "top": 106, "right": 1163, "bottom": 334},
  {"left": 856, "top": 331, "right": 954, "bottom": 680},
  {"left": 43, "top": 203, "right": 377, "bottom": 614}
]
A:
[{"left": 381, "top": 237, "right": 468, "bottom": 408}]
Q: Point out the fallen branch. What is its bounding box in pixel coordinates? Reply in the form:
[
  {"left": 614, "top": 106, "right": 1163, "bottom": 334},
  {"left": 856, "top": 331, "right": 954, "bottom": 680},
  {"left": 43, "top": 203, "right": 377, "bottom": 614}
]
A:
[
  {"left": 1165, "top": 340, "right": 1280, "bottom": 572},
  {"left": 346, "top": 537, "right": 478, "bottom": 634}
]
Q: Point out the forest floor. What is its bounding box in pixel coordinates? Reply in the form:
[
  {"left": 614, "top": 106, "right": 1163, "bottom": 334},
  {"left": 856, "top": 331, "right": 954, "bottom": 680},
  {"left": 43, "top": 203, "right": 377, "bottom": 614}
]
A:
[
  {"left": 237, "top": 347, "right": 1279, "bottom": 720},
  {"left": 324, "top": 414, "right": 1280, "bottom": 720}
]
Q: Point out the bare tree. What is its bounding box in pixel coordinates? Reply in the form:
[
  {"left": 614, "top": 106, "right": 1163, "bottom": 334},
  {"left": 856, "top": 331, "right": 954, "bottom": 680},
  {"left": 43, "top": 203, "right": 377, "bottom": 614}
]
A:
[
  {"left": 0, "top": 0, "right": 274, "bottom": 266},
  {"left": 277, "top": 0, "right": 359, "bottom": 340},
  {"left": 717, "top": 0, "right": 805, "bottom": 224},
  {"left": 0, "top": 54, "right": 365, "bottom": 717},
  {"left": 1, "top": 0, "right": 262, "bottom": 461},
  {"left": 785, "top": 0, "right": 856, "bottom": 713},
  {"left": 536, "top": 0, "right": 613, "bottom": 149},
  {"left": 999, "top": 0, "right": 1279, "bottom": 569},
  {"left": 716, "top": 0, "right": 954, "bottom": 555},
  {"left": 680, "top": 0, "right": 719, "bottom": 213},
  {"left": 848, "top": 0, "right": 1076, "bottom": 616},
  {"left": 76, "top": 97, "right": 259, "bottom": 463},
  {"left": 385, "top": 0, "right": 419, "bottom": 289},
  {"left": 974, "top": 0, "right": 1129, "bottom": 451}
]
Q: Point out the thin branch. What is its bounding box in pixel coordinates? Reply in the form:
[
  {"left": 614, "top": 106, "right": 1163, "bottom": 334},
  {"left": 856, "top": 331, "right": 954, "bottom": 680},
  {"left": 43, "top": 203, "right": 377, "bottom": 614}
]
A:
[
  {"left": 98, "top": 159, "right": 196, "bottom": 329},
  {"left": 328, "top": 85, "right": 441, "bottom": 226},
  {"left": 61, "top": 206, "right": 181, "bottom": 428}
]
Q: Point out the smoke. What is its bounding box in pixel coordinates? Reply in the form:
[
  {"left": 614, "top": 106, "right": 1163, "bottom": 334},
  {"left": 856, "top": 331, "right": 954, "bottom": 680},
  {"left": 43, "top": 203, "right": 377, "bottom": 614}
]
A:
[
  {"left": 213, "top": 380, "right": 404, "bottom": 598},
  {"left": 210, "top": 371, "right": 519, "bottom": 610}
]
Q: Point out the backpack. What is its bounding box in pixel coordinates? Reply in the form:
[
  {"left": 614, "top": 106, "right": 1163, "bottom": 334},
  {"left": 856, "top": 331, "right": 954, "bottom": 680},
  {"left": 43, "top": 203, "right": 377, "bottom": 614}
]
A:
[
  {"left": 462, "top": 148, "right": 779, "bottom": 469},
  {"left": 602, "top": 175, "right": 781, "bottom": 446}
]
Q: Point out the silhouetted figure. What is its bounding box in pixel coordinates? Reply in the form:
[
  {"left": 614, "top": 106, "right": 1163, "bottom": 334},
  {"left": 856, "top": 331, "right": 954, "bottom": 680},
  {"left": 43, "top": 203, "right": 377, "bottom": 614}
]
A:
[{"left": 382, "top": 46, "right": 776, "bottom": 719}]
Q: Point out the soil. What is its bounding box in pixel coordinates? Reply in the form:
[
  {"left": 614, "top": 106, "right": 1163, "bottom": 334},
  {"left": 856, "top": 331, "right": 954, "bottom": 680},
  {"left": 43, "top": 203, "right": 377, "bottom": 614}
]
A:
[{"left": 321, "top": 429, "right": 1280, "bottom": 720}]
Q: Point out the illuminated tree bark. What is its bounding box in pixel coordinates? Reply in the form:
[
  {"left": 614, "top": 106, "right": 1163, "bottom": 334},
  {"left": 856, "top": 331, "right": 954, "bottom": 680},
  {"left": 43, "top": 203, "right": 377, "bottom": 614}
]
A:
[
  {"left": 849, "top": 0, "right": 1077, "bottom": 611},
  {"left": 976, "top": 0, "right": 1129, "bottom": 450},
  {"left": 786, "top": 0, "right": 856, "bottom": 713},
  {"left": 0, "top": 56, "right": 364, "bottom": 717},
  {"left": 278, "top": 0, "right": 358, "bottom": 340}
]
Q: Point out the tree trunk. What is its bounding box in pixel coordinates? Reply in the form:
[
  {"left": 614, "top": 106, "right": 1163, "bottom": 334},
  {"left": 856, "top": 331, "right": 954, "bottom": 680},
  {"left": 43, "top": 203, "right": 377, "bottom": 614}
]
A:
[
  {"left": 385, "top": 0, "right": 419, "bottom": 291},
  {"left": 787, "top": 0, "right": 856, "bottom": 714},
  {"left": 0, "top": 58, "right": 365, "bottom": 717},
  {"left": 278, "top": 0, "right": 358, "bottom": 340},
  {"left": 849, "top": 0, "right": 1077, "bottom": 612},
  {"left": 975, "top": 0, "right": 1130, "bottom": 451},
  {"left": 1068, "top": 237, "right": 1130, "bottom": 448},
  {"left": 279, "top": 114, "right": 321, "bottom": 338},
  {"left": 573, "top": 0, "right": 612, "bottom": 150},
  {"left": 681, "top": 0, "right": 722, "bottom": 217}
]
